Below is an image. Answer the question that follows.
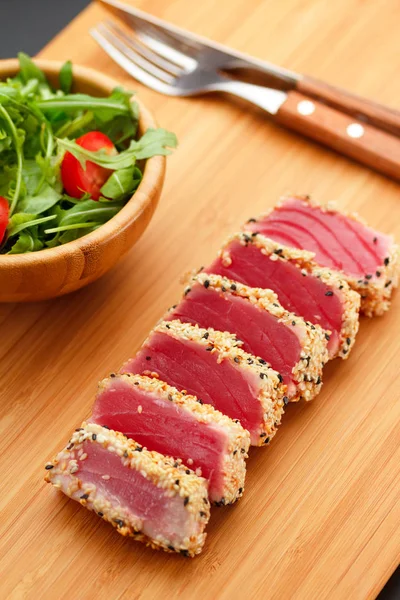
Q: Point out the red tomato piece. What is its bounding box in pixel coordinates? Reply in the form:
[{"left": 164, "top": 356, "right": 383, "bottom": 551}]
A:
[
  {"left": 61, "top": 131, "right": 116, "bottom": 201},
  {"left": 0, "top": 196, "right": 9, "bottom": 244}
]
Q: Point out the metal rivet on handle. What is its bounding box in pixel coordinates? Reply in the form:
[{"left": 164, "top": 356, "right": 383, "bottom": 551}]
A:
[
  {"left": 346, "top": 123, "right": 365, "bottom": 138},
  {"left": 297, "top": 100, "right": 315, "bottom": 116}
]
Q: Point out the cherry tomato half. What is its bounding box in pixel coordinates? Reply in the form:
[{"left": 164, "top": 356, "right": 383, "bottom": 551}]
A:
[
  {"left": 61, "top": 131, "right": 116, "bottom": 201},
  {"left": 0, "top": 196, "right": 9, "bottom": 245}
]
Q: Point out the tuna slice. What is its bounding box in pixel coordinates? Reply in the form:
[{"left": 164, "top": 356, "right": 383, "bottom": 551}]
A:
[
  {"left": 205, "top": 233, "right": 360, "bottom": 359},
  {"left": 45, "top": 423, "right": 210, "bottom": 556},
  {"left": 121, "top": 320, "right": 286, "bottom": 446},
  {"left": 167, "top": 273, "right": 328, "bottom": 401},
  {"left": 244, "top": 196, "right": 399, "bottom": 317},
  {"left": 91, "top": 374, "right": 250, "bottom": 505}
]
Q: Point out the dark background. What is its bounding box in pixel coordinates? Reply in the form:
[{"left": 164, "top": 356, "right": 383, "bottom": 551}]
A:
[{"left": 0, "top": 1, "right": 398, "bottom": 597}]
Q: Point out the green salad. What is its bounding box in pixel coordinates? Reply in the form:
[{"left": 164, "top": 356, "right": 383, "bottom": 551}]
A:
[{"left": 0, "top": 53, "right": 177, "bottom": 254}]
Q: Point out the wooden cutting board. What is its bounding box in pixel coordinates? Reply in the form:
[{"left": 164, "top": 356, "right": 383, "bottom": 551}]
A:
[{"left": 1, "top": 1, "right": 399, "bottom": 598}]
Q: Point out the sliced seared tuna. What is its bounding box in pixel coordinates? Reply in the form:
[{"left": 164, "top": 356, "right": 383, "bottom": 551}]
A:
[
  {"left": 205, "top": 233, "right": 360, "bottom": 359},
  {"left": 167, "top": 273, "right": 328, "bottom": 402},
  {"left": 91, "top": 374, "right": 250, "bottom": 505},
  {"left": 244, "top": 196, "right": 399, "bottom": 317},
  {"left": 45, "top": 423, "right": 210, "bottom": 556},
  {"left": 121, "top": 320, "right": 286, "bottom": 446}
]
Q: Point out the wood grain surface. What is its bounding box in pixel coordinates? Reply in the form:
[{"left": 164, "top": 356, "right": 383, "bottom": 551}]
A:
[{"left": 1, "top": 1, "right": 400, "bottom": 599}]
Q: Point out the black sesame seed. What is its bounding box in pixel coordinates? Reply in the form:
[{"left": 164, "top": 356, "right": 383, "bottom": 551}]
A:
[
  {"left": 184, "top": 497, "right": 189, "bottom": 506},
  {"left": 247, "top": 358, "right": 254, "bottom": 364},
  {"left": 234, "top": 357, "right": 240, "bottom": 363},
  {"left": 230, "top": 283, "right": 237, "bottom": 291},
  {"left": 206, "top": 346, "right": 213, "bottom": 352},
  {"left": 92, "top": 434, "right": 97, "bottom": 441},
  {"left": 114, "top": 519, "right": 124, "bottom": 528},
  {"left": 258, "top": 358, "right": 267, "bottom": 365},
  {"left": 75, "top": 428, "right": 83, "bottom": 432},
  {"left": 168, "top": 394, "right": 173, "bottom": 401},
  {"left": 259, "top": 373, "right": 264, "bottom": 379},
  {"left": 260, "top": 432, "right": 266, "bottom": 437},
  {"left": 221, "top": 286, "right": 226, "bottom": 292},
  {"left": 145, "top": 356, "right": 151, "bottom": 361},
  {"left": 135, "top": 447, "right": 143, "bottom": 452},
  {"left": 373, "top": 237, "right": 377, "bottom": 244},
  {"left": 292, "top": 321, "right": 296, "bottom": 326},
  {"left": 197, "top": 398, "right": 204, "bottom": 404},
  {"left": 264, "top": 437, "right": 270, "bottom": 444},
  {"left": 174, "top": 462, "right": 179, "bottom": 468},
  {"left": 184, "top": 288, "right": 191, "bottom": 296},
  {"left": 339, "top": 285, "right": 343, "bottom": 290},
  {"left": 200, "top": 511, "right": 206, "bottom": 518},
  {"left": 134, "top": 381, "right": 139, "bottom": 385},
  {"left": 168, "top": 545, "right": 175, "bottom": 551},
  {"left": 80, "top": 493, "right": 89, "bottom": 500},
  {"left": 385, "top": 280, "right": 392, "bottom": 288},
  {"left": 277, "top": 373, "right": 283, "bottom": 383},
  {"left": 110, "top": 373, "right": 116, "bottom": 378},
  {"left": 203, "top": 497, "right": 208, "bottom": 504},
  {"left": 365, "top": 274, "right": 372, "bottom": 280},
  {"left": 241, "top": 448, "right": 246, "bottom": 454},
  {"left": 283, "top": 396, "right": 289, "bottom": 405},
  {"left": 316, "top": 376, "right": 321, "bottom": 385},
  {"left": 247, "top": 218, "right": 256, "bottom": 223},
  {"left": 97, "top": 512, "right": 104, "bottom": 517},
  {"left": 202, "top": 332, "right": 209, "bottom": 339},
  {"left": 233, "top": 450, "right": 237, "bottom": 455},
  {"left": 325, "top": 290, "right": 334, "bottom": 296},
  {"left": 376, "top": 271, "right": 381, "bottom": 277},
  {"left": 238, "top": 487, "right": 243, "bottom": 494},
  {"left": 346, "top": 337, "right": 351, "bottom": 345},
  {"left": 165, "top": 324, "right": 170, "bottom": 329},
  {"left": 181, "top": 549, "right": 190, "bottom": 557},
  {"left": 67, "top": 443, "right": 74, "bottom": 450},
  {"left": 102, "top": 425, "right": 110, "bottom": 430},
  {"left": 45, "top": 464, "right": 54, "bottom": 470},
  {"left": 310, "top": 324, "right": 315, "bottom": 330},
  {"left": 185, "top": 469, "right": 190, "bottom": 475},
  {"left": 325, "top": 333, "right": 331, "bottom": 341},
  {"left": 123, "top": 451, "right": 129, "bottom": 458},
  {"left": 384, "top": 257, "right": 390, "bottom": 266},
  {"left": 204, "top": 280, "right": 210, "bottom": 288},
  {"left": 175, "top": 480, "right": 180, "bottom": 486},
  {"left": 342, "top": 348, "right": 348, "bottom": 355}
]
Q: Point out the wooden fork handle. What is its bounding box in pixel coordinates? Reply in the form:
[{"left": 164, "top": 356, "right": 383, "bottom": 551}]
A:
[
  {"left": 298, "top": 75, "right": 400, "bottom": 136},
  {"left": 275, "top": 90, "right": 400, "bottom": 181}
]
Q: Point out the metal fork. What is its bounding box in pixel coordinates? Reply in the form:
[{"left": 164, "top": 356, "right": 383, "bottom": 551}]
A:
[
  {"left": 90, "top": 21, "right": 287, "bottom": 114},
  {"left": 90, "top": 20, "right": 400, "bottom": 181}
]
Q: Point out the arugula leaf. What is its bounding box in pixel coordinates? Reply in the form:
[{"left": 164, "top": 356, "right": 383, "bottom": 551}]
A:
[
  {"left": 7, "top": 213, "right": 56, "bottom": 237},
  {"left": 100, "top": 166, "right": 142, "bottom": 200},
  {"left": 17, "top": 183, "right": 61, "bottom": 214},
  {"left": 18, "top": 53, "right": 47, "bottom": 84},
  {"left": 37, "top": 87, "right": 133, "bottom": 123},
  {"left": 0, "top": 104, "right": 24, "bottom": 214},
  {"left": 57, "top": 128, "right": 177, "bottom": 170},
  {"left": 59, "top": 61, "right": 73, "bottom": 94},
  {"left": 8, "top": 231, "right": 44, "bottom": 254}
]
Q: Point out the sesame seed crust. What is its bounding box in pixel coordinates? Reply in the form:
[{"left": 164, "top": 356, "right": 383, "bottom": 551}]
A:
[
  {"left": 150, "top": 319, "right": 286, "bottom": 445},
  {"left": 217, "top": 232, "right": 360, "bottom": 360},
  {"left": 253, "top": 195, "right": 399, "bottom": 317},
  {"left": 97, "top": 374, "right": 250, "bottom": 504},
  {"left": 187, "top": 273, "right": 328, "bottom": 402},
  {"left": 44, "top": 423, "right": 210, "bottom": 557}
]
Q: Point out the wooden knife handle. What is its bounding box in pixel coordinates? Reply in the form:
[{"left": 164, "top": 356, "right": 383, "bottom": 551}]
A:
[
  {"left": 298, "top": 75, "right": 400, "bottom": 136},
  {"left": 275, "top": 90, "right": 400, "bottom": 181}
]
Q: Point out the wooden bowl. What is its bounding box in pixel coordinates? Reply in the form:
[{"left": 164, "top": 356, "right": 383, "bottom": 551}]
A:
[{"left": 0, "top": 59, "right": 166, "bottom": 302}]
